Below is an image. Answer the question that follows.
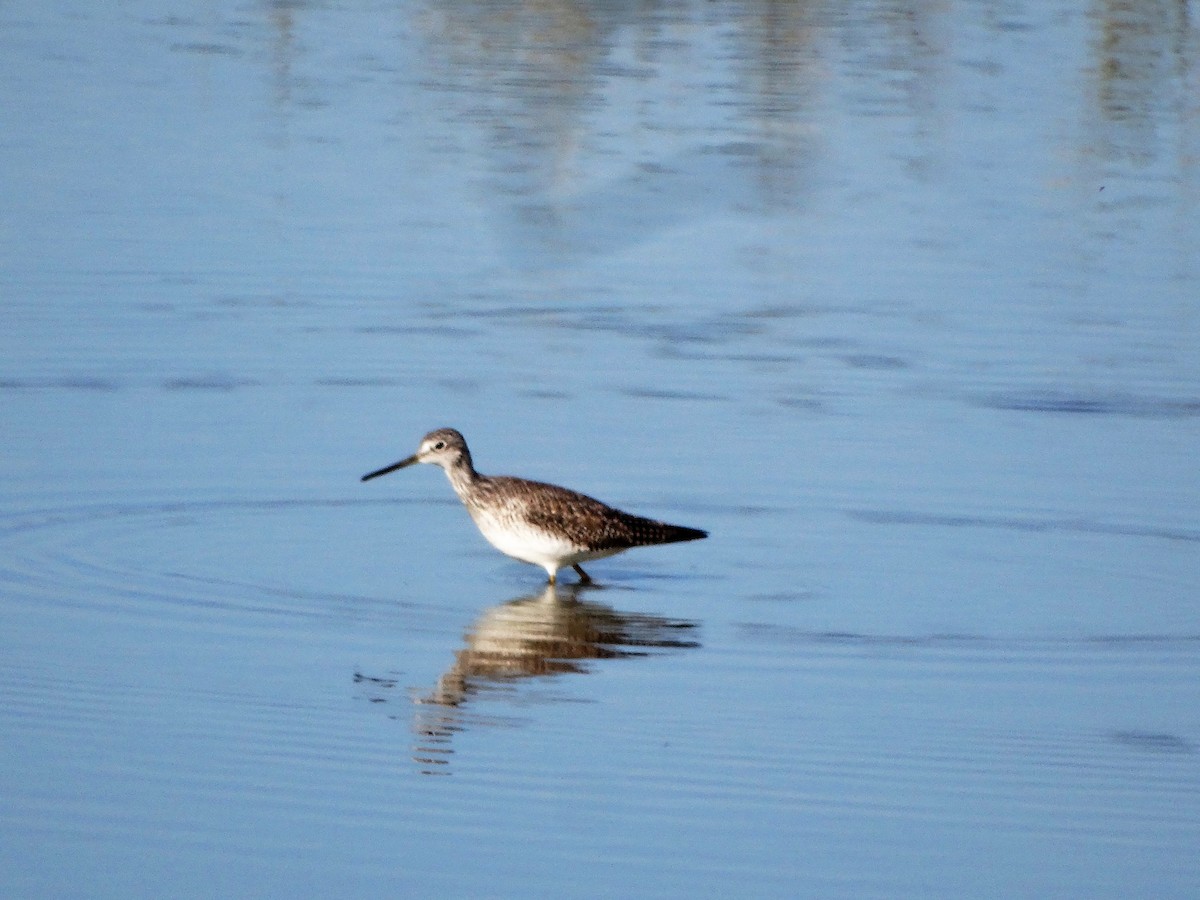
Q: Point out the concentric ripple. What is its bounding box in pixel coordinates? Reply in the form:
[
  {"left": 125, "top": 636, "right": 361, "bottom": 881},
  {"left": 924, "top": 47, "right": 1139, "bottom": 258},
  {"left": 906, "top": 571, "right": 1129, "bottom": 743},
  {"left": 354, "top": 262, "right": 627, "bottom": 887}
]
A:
[{"left": 0, "top": 497, "right": 441, "bottom": 630}]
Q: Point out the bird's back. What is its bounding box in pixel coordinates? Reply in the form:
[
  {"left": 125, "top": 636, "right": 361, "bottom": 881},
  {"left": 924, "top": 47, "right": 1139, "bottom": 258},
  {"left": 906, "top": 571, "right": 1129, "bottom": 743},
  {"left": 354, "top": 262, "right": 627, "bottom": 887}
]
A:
[{"left": 469, "top": 475, "right": 706, "bottom": 552}]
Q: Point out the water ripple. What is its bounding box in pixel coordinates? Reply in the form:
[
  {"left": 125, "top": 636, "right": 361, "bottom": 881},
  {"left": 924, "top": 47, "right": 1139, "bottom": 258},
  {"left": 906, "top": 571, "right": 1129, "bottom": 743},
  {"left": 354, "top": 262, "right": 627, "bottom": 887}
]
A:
[
  {"left": 975, "top": 389, "right": 1200, "bottom": 418},
  {"left": 0, "top": 498, "right": 442, "bottom": 627},
  {"left": 849, "top": 508, "right": 1200, "bottom": 544}
]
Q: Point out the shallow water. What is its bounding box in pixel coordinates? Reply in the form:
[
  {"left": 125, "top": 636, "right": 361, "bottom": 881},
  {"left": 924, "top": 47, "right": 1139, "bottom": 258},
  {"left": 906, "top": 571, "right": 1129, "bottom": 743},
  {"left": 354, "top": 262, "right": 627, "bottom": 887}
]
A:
[{"left": 2, "top": 0, "right": 1199, "bottom": 896}]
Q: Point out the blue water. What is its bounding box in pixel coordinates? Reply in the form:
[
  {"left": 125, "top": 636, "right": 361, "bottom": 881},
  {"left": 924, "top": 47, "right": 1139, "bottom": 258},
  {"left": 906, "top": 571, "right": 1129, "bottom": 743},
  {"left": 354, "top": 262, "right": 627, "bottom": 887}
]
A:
[{"left": 2, "top": 1, "right": 1198, "bottom": 897}]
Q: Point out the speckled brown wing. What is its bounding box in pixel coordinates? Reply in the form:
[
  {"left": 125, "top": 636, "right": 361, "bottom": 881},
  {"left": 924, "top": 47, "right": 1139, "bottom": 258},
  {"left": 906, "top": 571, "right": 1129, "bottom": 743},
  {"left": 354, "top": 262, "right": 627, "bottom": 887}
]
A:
[{"left": 487, "top": 476, "right": 707, "bottom": 551}]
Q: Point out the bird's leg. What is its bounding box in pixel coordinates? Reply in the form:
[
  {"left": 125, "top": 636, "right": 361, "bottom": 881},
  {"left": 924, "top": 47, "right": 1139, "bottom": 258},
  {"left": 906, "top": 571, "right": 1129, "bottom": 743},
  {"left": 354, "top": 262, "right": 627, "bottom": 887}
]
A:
[{"left": 572, "top": 564, "right": 592, "bottom": 584}]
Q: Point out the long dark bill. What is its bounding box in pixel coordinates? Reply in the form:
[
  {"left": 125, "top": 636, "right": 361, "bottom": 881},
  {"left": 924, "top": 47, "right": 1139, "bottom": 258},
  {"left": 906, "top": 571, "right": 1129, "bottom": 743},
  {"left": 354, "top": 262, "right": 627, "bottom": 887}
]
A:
[{"left": 361, "top": 455, "right": 419, "bottom": 482}]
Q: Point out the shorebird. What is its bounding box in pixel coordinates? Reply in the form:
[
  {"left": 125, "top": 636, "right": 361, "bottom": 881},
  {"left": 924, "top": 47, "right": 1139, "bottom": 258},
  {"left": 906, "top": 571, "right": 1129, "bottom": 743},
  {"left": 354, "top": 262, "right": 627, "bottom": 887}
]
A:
[{"left": 361, "top": 428, "right": 707, "bottom": 584}]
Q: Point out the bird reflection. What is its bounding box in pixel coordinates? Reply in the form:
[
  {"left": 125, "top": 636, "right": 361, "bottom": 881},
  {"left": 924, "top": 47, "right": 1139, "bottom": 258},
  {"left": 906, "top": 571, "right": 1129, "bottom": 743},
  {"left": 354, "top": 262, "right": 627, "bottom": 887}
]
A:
[
  {"left": 424, "top": 583, "right": 699, "bottom": 705},
  {"left": 400, "top": 584, "right": 700, "bottom": 773}
]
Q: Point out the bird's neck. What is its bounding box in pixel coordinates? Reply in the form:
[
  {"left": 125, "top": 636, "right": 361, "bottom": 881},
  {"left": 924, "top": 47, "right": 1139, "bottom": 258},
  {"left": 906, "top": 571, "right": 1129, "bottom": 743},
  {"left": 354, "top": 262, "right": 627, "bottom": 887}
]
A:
[{"left": 442, "top": 452, "right": 480, "bottom": 501}]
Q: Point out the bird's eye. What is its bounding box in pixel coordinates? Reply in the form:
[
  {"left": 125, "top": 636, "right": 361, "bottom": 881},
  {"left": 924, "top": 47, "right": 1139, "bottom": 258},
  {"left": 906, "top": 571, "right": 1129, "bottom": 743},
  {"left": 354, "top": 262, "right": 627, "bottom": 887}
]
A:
[{"left": 433, "top": 441, "right": 445, "bottom": 450}]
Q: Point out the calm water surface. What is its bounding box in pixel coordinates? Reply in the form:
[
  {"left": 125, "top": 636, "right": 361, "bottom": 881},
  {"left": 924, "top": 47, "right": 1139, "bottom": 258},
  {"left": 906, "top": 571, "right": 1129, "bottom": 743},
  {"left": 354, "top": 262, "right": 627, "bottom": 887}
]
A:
[{"left": 2, "top": 0, "right": 1198, "bottom": 896}]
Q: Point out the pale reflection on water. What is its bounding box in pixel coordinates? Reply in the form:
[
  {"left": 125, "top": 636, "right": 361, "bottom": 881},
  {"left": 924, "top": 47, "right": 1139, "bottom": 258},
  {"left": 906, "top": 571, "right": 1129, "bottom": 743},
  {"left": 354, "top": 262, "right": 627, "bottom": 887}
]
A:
[
  {"left": 424, "top": 585, "right": 699, "bottom": 705},
  {"left": 354, "top": 584, "right": 698, "bottom": 773}
]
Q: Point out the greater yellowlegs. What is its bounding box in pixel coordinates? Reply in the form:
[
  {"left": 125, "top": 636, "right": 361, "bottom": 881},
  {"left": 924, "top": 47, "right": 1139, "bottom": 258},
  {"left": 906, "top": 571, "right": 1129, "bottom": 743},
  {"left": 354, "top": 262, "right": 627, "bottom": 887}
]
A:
[{"left": 361, "top": 428, "right": 707, "bottom": 583}]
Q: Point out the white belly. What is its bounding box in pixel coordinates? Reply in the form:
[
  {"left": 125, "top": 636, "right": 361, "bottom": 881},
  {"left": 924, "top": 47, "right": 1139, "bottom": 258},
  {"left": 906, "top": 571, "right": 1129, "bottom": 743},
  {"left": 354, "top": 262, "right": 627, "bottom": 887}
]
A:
[{"left": 469, "top": 507, "right": 618, "bottom": 575}]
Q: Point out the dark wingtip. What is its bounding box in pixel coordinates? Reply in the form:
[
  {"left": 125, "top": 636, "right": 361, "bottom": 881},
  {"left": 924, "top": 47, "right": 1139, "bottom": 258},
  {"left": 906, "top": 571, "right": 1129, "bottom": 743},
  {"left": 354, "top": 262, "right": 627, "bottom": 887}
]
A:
[{"left": 668, "top": 524, "right": 708, "bottom": 543}]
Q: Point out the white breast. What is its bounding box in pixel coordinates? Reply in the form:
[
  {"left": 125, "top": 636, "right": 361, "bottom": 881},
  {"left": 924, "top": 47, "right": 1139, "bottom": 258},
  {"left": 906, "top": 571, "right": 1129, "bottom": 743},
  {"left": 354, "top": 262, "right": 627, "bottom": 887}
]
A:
[{"left": 468, "top": 505, "right": 618, "bottom": 575}]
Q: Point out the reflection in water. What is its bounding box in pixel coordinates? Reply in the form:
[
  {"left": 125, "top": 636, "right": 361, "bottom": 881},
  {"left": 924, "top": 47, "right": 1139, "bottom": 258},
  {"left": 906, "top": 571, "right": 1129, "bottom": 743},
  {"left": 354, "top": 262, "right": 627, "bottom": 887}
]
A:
[
  {"left": 359, "top": 584, "right": 698, "bottom": 773},
  {"left": 1090, "top": 0, "right": 1195, "bottom": 163},
  {"left": 425, "top": 584, "right": 699, "bottom": 705},
  {"left": 245, "top": 0, "right": 1200, "bottom": 278},
  {"left": 1082, "top": 0, "right": 1199, "bottom": 285},
  {"left": 415, "top": 0, "right": 827, "bottom": 262}
]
